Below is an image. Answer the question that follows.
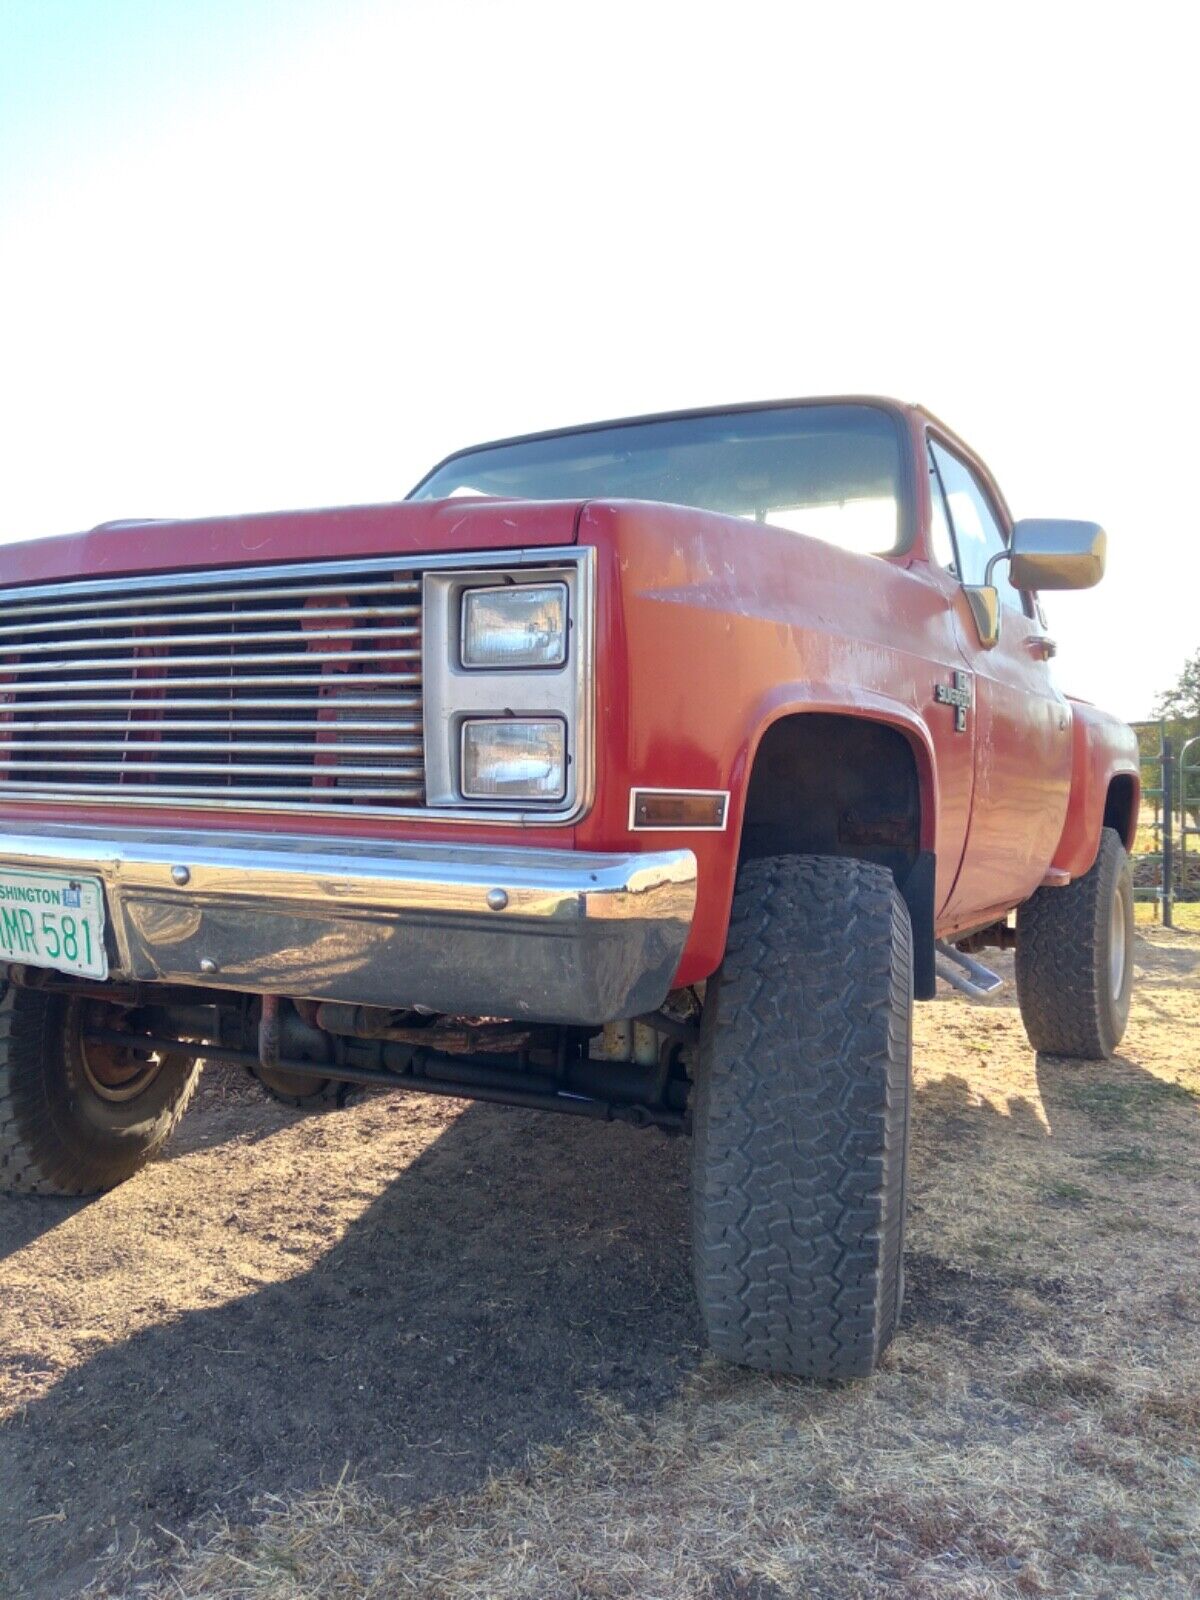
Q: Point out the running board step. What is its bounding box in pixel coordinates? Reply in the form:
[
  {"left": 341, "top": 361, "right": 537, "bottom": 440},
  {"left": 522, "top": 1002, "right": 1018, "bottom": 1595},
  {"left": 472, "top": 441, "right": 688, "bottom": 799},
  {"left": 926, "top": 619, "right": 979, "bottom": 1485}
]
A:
[{"left": 935, "top": 940, "right": 1005, "bottom": 1000}]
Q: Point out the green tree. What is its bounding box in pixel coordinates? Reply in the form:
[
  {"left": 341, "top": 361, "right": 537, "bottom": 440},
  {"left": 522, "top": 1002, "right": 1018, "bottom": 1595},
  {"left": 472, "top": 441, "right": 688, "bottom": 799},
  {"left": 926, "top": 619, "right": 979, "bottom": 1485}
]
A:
[
  {"left": 1153, "top": 647, "right": 1200, "bottom": 719},
  {"left": 1152, "top": 650, "right": 1200, "bottom": 846}
]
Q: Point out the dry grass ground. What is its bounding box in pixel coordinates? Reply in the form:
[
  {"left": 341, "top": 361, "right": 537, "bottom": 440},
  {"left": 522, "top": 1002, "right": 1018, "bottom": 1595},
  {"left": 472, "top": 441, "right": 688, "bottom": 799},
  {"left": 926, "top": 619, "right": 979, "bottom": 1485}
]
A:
[
  {"left": 1131, "top": 809, "right": 1200, "bottom": 922},
  {"left": 2, "top": 926, "right": 1198, "bottom": 1599},
  {"left": 1136, "top": 903, "right": 1200, "bottom": 933}
]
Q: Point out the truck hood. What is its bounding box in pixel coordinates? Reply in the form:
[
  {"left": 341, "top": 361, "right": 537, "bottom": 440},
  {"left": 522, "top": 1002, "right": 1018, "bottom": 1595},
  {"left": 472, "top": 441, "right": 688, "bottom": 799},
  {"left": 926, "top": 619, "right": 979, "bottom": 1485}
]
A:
[{"left": 0, "top": 497, "right": 583, "bottom": 590}]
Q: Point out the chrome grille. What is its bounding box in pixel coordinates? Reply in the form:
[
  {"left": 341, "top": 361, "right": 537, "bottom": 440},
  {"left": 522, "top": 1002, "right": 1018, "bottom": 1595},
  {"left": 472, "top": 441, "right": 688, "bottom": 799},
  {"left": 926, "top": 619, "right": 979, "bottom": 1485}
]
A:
[{"left": 0, "top": 557, "right": 427, "bottom": 814}]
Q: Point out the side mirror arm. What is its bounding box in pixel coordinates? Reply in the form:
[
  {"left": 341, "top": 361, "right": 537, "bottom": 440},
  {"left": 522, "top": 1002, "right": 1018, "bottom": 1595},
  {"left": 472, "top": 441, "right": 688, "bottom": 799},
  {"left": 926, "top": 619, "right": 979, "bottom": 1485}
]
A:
[{"left": 984, "top": 548, "right": 1014, "bottom": 588}]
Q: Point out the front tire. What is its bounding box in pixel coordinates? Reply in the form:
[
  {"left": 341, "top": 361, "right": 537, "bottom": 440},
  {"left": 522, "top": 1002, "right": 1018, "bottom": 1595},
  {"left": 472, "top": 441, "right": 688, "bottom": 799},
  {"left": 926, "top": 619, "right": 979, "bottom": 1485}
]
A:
[
  {"left": 0, "top": 986, "right": 200, "bottom": 1195},
  {"left": 1015, "top": 826, "right": 1134, "bottom": 1060},
  {"left": 692, "top": 855, "right": 913, "bottom": 1380}
]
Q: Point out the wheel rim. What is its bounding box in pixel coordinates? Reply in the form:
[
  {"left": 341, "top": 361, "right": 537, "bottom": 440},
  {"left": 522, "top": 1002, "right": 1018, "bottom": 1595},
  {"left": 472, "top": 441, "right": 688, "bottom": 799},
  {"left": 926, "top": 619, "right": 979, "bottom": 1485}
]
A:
[
  {"left": 75, "top": 1002, "right": 166, "bottom": 1103},
  {"left": 1108, "top": 891, "right": 1128, "bottom": 1002}
]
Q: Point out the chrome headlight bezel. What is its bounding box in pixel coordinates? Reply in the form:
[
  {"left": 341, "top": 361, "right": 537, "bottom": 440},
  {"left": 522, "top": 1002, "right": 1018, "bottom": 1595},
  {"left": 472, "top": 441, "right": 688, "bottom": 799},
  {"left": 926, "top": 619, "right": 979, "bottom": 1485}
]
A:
[{"left": 422, "top": 549, "right": 593, "bottom": 822}]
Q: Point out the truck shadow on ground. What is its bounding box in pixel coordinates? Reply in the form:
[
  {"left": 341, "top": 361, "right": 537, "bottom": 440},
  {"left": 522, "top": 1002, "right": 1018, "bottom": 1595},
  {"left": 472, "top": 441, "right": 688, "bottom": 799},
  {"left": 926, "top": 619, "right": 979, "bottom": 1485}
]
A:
[
  {"left": 0, "top": 1195, "right": 84, "bottom": 1265},
  {"left": 0, "top": 1101, "right": 704, "bottom": 1598},
  {"left": 2, "top": 930, "right": 1194, "bottom": 1598},
  {"left": 0, "top": 1080, "right": 288, "bottom": 1268}
]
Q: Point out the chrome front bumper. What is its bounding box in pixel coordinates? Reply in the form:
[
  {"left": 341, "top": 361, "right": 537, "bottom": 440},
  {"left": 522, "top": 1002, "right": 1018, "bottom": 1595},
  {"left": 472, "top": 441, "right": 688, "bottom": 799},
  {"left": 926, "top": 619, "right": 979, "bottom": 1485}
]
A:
[{"left": 0, "top": 825, "right": 698, "bottom": 1026}]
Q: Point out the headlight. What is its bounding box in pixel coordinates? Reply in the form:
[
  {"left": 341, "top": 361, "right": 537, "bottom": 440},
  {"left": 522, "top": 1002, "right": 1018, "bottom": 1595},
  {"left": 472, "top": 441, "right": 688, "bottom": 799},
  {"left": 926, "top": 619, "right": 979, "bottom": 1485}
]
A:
[
  {"left": 460, "top": 718, "right": 566, "bottom": 801},
  {"left": 461, "top": 583, "right": 567, "bottom": 669}
]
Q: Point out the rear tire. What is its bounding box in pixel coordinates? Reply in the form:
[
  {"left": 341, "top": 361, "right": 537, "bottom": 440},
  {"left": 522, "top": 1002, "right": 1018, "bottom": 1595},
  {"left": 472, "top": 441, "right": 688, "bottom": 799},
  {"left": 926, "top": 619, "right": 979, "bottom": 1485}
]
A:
[
  {"left": 691, "top": 855, "right": 912, "bottom": 1380},
  {"left": 0, "top": 985, "right": 200, "bottom": 1195},
  {"left": 1015, "top": 827, "right": 1133, "bottom": 1060}
]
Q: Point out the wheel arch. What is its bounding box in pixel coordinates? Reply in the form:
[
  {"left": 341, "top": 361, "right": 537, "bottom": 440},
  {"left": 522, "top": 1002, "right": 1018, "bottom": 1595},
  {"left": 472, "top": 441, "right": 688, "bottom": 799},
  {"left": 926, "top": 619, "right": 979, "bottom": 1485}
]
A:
[
  {"left": 1103, "top": 772, "right": 1138, "bottom": 853},
  {"left": 735, "top": 698, "right": 938, "bottom": 997}
]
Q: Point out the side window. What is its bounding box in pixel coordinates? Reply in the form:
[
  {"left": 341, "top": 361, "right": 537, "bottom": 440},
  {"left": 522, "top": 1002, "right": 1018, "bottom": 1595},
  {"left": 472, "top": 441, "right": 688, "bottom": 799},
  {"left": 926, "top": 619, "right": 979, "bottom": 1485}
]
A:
[
  {"left": 926, "top": 446, "right": 957, "bottom": 573},
  {"left": 929, "top": 439, "right": 1025, "bottom": 614}
]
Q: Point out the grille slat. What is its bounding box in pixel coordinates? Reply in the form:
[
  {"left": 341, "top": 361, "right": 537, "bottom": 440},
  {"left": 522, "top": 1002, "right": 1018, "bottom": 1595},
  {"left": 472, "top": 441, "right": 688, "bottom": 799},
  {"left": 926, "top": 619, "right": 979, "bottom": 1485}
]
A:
[
  {"left": 0, "top": 739, "right": 424, "bottom": 756},
  {"left": 2, "top": 624, "right": 421, "bottom": 657},
  {"left": 1, "top": 647, "right": 421, "bottom": 674},
  {"left": 6, "top": 671, "right": 422, "bottom": 693},
  {"left": 0, "top": 780, "right": 426, "bottom": 800},
  {"left": 0, "top": 758, "right": 427, "bottom": 777},
  {"left": 0, "top": 558, "right": 428, "bottom": 814},
  {"left": 0, "top": 696, "right": 423, "bottom": 714},
  {"left": 0, "top": 576, "right": 422, "bottom": 621},
  {"left": 0, "top": 603, "right": 420, "bottom": 639}
]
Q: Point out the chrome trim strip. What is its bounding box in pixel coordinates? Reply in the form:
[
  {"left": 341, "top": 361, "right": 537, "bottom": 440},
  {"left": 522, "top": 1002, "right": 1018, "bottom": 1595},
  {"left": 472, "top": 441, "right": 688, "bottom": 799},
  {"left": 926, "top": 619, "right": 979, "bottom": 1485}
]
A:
[
  {"left": 0, "top": 729, "right": 423, "bottom": 744},
  {"left": 6, "top": 670, "right": 423, "bottom": 692},
  {"left": 0, "top": 602, "right": 421, "bottom": 638},
  {"left": 0, "top": 782, "right": 425, "bottom": 800},
  {"left": 0, "top": 735, "right": 422, "bottom": 763},
  {"left": 0, "top": 790, "right": 495, "bottom": 817},
  {"left": 0, "top": 758, "right": 427, "bottom": 778},
  {"left": 1, "top": 696, "right": 424, "bottom": 714},
  {"left": 0, "top": 739, "right": 425, "bottom": 757},
  {"left": 0, "top": 579, "right": 424, "bottom": 621},
  {"left": 0, "top": 825, "right": 697, "bottom": 1025},
  {"left": 2, "top": 646, "right": 421, "bottom": 674},
  {"left": 0, "top": 622, "right": 422, "bottom": 655},
  {"left": 0, "top": 824, "right": 695, "bottom": 913}
]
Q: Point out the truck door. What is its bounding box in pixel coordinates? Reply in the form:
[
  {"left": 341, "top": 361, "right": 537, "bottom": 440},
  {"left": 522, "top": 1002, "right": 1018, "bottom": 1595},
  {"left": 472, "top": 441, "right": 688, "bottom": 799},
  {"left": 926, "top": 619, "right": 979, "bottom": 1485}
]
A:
[{"left": 927, "top": 437, "right": 1073, "bottom": 926}]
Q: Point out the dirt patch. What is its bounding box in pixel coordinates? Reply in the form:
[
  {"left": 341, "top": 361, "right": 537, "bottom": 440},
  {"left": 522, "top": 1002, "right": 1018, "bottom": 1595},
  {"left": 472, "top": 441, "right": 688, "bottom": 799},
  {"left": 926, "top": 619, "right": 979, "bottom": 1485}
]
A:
[
  {"left": 1, "top": 1078, "right": 700, "bottom": 1596},
  {"left": 904, "top": 1252, "right": 1068, "bottom": 1348},
  {"left": 1, "top": 927, "right": 1198, "bottom": 1598}
]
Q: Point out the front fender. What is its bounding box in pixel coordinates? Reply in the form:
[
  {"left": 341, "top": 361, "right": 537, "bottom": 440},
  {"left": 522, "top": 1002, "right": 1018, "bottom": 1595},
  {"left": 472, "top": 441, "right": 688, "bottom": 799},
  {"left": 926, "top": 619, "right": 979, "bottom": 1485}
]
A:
[{"left": 572, "top": 501, "right": 959, "bottom": 987}]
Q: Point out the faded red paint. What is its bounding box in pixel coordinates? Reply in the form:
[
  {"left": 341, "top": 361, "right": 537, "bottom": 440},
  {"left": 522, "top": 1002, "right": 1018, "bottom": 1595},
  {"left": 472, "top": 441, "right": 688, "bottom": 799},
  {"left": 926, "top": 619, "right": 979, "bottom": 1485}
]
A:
[
  {"left": 1051, "top": 698, "right": 1140, "bottom": 879},
  {"left": 0, "top": 399, "right": 1136, "bottom": 991},
  {"left": 0, "top": 497, "right": 583, "bottom": 586}
]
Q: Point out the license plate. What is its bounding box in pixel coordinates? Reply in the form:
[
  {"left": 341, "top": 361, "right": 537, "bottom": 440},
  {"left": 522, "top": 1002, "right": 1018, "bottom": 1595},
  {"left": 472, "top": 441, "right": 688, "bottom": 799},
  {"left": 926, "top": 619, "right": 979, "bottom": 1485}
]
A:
[{"left": 0, "top": 869, "right": 108, "bottom": 980}]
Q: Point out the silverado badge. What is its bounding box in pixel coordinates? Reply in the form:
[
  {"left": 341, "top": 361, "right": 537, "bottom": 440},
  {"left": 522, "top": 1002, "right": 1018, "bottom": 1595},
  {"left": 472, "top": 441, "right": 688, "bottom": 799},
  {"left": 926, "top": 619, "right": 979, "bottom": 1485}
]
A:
[{"left": 935, "top": 669, "right": 972, "bottom": 733}]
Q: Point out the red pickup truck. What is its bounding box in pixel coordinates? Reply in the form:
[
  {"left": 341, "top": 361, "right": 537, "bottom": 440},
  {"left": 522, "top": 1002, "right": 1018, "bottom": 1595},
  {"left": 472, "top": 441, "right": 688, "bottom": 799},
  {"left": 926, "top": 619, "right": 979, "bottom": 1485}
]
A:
[{"left": 0, "top": 397, "right": 1138, "bottom": 1379}]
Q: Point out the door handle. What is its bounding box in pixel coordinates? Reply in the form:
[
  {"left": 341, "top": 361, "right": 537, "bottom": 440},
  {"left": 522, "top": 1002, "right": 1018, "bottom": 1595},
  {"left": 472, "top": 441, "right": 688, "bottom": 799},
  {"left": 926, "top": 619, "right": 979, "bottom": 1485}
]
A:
[{"left": 1026, "top": 634, "right": 1057, "bottom": 660}]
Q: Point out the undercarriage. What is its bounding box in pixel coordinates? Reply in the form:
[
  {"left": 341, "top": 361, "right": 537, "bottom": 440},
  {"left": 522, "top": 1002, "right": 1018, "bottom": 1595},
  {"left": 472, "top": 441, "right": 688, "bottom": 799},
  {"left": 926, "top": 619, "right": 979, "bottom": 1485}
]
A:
[{"left": 7, "top": 965, "right": 697, "bottom": 1132}]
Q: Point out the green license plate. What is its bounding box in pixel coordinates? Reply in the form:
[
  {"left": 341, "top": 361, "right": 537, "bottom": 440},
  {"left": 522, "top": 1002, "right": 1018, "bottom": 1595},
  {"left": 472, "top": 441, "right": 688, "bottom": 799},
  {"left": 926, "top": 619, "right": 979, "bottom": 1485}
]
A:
[{"left": 0, "top": 869, "right": 108, "bottom": 979}]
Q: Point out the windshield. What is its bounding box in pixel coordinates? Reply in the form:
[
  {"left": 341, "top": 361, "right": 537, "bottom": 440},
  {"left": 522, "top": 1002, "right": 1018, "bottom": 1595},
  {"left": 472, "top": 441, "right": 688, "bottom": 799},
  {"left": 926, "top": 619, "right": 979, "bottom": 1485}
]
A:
[{"left": 410, "top": 403, "right": 905, "bottom": 556}]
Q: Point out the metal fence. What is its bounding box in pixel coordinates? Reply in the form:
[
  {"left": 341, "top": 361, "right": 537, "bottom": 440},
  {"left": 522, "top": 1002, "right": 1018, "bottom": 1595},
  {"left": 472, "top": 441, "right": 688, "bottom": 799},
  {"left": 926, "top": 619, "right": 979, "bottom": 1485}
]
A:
[
  {"left": 1131, "top": 719, "right": 1200, "bottom": 927},
  {"left": 1182, "top": 735, "right": 1200, "bottom": 908}
]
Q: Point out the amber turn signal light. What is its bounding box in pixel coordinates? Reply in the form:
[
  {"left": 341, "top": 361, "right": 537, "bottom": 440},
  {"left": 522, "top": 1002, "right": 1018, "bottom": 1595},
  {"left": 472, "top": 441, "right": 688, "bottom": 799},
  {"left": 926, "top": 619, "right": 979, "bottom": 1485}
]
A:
[{"left": 630, "top": 789, "right": 728, "bottom": 830}]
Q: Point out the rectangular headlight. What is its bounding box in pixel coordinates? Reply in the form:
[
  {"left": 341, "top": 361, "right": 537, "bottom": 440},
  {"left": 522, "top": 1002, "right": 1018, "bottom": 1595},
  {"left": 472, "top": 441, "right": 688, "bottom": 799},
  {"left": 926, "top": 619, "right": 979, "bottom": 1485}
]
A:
[
  {"left": 460, "top": 718, "right": 566, "bottom": 801},
  {"left": 461, "top": 583, "right": 567, "bottom": 669}
]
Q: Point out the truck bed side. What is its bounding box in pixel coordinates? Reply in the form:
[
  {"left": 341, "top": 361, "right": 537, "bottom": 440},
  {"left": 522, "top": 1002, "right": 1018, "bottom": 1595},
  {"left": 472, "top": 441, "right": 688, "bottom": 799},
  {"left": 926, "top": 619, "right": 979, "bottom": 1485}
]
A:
[{"left": 1050, "top": 698, "right": 1141, "bottom": 881}]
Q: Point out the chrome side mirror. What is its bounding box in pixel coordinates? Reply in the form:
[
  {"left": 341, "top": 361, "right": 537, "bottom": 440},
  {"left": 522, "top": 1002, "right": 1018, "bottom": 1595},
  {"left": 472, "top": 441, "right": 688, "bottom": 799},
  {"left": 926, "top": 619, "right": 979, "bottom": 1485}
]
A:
[
  {"left": 960, "top": 519, "right": 1106, "bottom": 651},
  {"left": 996, "top": 519, "right": 1107, "bottom": 592}
]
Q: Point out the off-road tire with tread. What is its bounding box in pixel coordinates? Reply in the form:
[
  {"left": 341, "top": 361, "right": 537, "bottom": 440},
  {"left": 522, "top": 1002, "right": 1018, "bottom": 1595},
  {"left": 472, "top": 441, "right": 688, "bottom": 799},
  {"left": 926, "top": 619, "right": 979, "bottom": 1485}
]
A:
[
  {"left": 692, "top": 854, "right": 913, "bottom": 1380},
  {"left": 1015, "top": 826, "right": 1133, "bottom": 1060},
  {"left": 0, "top": 984, "right": 200, "bottom": 1195}
]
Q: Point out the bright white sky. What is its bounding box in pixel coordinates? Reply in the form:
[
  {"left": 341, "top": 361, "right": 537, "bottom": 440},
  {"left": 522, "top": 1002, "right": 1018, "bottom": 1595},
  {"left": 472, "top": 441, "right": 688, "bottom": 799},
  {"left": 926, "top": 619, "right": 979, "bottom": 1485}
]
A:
[{"left": 0, "top": 0, "right": 1194, "bottom": 721}]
